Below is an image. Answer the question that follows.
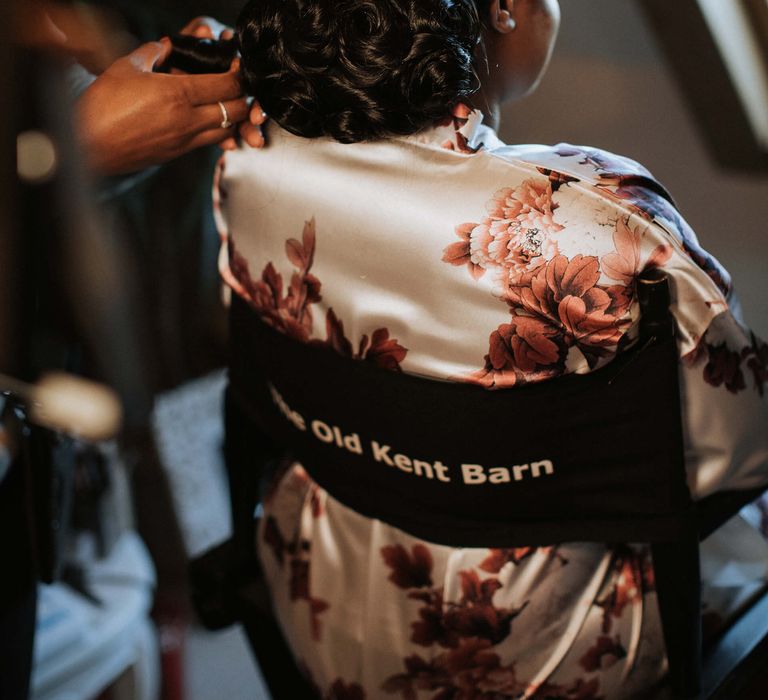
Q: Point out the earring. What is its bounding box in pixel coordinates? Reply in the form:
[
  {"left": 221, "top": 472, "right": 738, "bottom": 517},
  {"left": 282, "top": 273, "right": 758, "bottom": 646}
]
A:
[{"left": 499, "top": 9, "right": 517, "bottom": 31}]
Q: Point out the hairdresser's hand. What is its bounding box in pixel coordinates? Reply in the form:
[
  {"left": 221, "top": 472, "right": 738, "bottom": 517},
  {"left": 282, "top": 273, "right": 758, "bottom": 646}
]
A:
[
  {"left": 180, "top": 16, "right": 268, "bottom": 150},
  {"left": 77, "top": 39, "right": 251, "bottom": 175}
]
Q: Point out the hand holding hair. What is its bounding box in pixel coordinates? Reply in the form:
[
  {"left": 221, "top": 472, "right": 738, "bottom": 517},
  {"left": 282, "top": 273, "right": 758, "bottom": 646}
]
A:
[
  {"left": 76, "top": 36, "right": 265, "bottom": 175},
  {"left": 177, "top": 16, "right": 267, "bottom": 150},
  {"left": 76, "top": 11, "right": 272, "bottom": 177}
]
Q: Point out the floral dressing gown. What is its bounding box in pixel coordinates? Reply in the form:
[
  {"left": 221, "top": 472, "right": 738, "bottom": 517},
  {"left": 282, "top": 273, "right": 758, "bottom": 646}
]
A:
[{"left": 214, "top": 105, "right": 768, "bottom": 700}]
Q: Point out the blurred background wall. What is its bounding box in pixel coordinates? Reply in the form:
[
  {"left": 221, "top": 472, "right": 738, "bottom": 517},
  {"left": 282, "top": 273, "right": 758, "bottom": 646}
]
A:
[{"left": 503, "top": 0, "right": 768, "bottom": 337}]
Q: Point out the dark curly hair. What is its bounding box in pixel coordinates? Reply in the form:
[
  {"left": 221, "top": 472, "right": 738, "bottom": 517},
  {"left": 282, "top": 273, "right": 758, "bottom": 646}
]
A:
[{"left": 236, "top": 0, "right": 487, "bottom": 143}]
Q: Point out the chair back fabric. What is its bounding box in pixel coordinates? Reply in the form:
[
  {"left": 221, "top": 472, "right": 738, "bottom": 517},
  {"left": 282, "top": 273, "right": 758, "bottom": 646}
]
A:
[
  {"left": 228, "top": 273, "right": 691, "bottom": 549},
  {"left": 226, "top": 272, "right": 762, "bottom": 698}
]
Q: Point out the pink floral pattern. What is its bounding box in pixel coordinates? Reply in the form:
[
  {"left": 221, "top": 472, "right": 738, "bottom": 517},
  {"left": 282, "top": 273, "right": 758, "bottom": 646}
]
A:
[
  {"left": 262, "top": 480, "right": 330, "bottom": 641},
  {"left": 441, "top": 174, "right": 675, "bottom": 387},
  {"left": 469, "top": 253, "right": 635, "bottom": 388},
  {"left": 601, "top": 219, "right": 672, "bottom": 287},
  {"left": 438, "top": 157, "right": 761, "bottom": 396},
  {"left": 443, "top": 180, "right": 564, "bottom": 282},
  {"left": 684, "top": 330, "right": 768, "bottom": 395},
  {"left": 380, "top": 546, "right": 533, "bottom": 699},
  {"left": 230, "top": 218, "right": 408, "bottom": 371},
  {"left": 375, "top": 543, "right": 651, "bottom": 699},
  {"left": 554, "top": 144, "right": 732, "bottom": 298}
]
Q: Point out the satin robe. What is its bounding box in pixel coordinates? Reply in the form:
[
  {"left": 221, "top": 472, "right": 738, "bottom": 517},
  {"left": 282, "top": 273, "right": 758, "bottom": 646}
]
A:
[{"left": 214, "top": 107, "right": 768, "bottom": 700}]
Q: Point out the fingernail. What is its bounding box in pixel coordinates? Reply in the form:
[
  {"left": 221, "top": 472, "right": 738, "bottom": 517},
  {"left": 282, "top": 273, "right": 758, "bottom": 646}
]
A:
[
  {"left": 250, "top": 108, "right": 267, "bottom": 126},
  {"left": 248, "top": 130, "right": 264, "bottom": 148}
]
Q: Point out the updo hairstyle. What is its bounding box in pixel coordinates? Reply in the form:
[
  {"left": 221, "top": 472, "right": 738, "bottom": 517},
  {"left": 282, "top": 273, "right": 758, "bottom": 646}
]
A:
[{"left": 236, "top": 0, "right": 484, "bottom": 143}]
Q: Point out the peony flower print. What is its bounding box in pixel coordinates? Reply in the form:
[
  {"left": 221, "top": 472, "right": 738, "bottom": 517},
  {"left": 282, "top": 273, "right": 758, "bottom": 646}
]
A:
[
  {"left": 409, "top": 589, "right": 454, "bottom": 648},
  {"left": 442, "top": 179, "right": 564, "bottom": 284},
  {"left": 440, "top": 638, "right": 522, "bottom": 697},
  {"left": 442, "top": 184, "right": 676, "bottom": 387},
  {"left": 376, "top": 538, "right": 649, "bottom": 699},
  {"left": 381, "top": 653, "right": 445, "bottom": 699},
  {"left": 609, "top": 186, "right": 732, "bottom": 298},
  {"left": 359, "top": 329, "right": 410, "bottom": 371},
  {"left": 554, "top": 145, "right": 638, "bottom": 177},
  {"left": 442, "top": 223, "right": 485, "bottom": 281},
  {"left": 380, "top": 547, "right": 523, "bottom": 650},
  {"left": 313, "top": 313, "right": 409, "bottom": 372},
  {"left": 320, "top": 308, "right": 354, "bottom": 358},
  {"left": 230, "top": 218, "right": 408, "bottom": 370},
  {"left": 475, "top": 254, "right": 634, "bottom": 387},
  {"left": 471, "top": 316, "right": 566, "bottom": 389},
  {"left": 554, "top": 143, "right": 733, "bottom": 298},
  {"left": 601, "top": 218, "right": 672, "bottom": 287},
  {"left": 486, "top": 180, "right": 564, "bottom": 240},
  {"left": 498, "top": 317, "right": 562, "bottom": 371}
]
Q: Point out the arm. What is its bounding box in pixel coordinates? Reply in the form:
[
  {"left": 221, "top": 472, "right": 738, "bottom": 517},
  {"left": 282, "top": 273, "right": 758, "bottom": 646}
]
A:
[
  {"left": 607, "top": 172, "right": 768, "bottom": 499},
  {"left": 17, "top": 5, "right": 267, "bottom": 175},
  {"left": 525, "top": 143, "right": 767, "bottom": 499},
  {"left": 76, "top": 40, "right": 255, "bottom": 175}
]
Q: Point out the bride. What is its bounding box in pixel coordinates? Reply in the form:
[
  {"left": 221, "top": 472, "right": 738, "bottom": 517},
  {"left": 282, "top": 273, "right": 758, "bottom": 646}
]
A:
[{"left": 211, "top": 1, "right": 768, "bottom": 697}]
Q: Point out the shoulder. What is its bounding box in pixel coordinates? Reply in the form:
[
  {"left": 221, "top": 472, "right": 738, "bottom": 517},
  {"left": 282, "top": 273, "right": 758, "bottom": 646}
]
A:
[
  {"left": 484, "top": 140, "right": 674, "bottom": 211},
  {"left": 502, "top": 143, "right": 656, "bottom": 182},
  {"left": 478, "top": 139, "right": 731, "bottom": 298}
]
